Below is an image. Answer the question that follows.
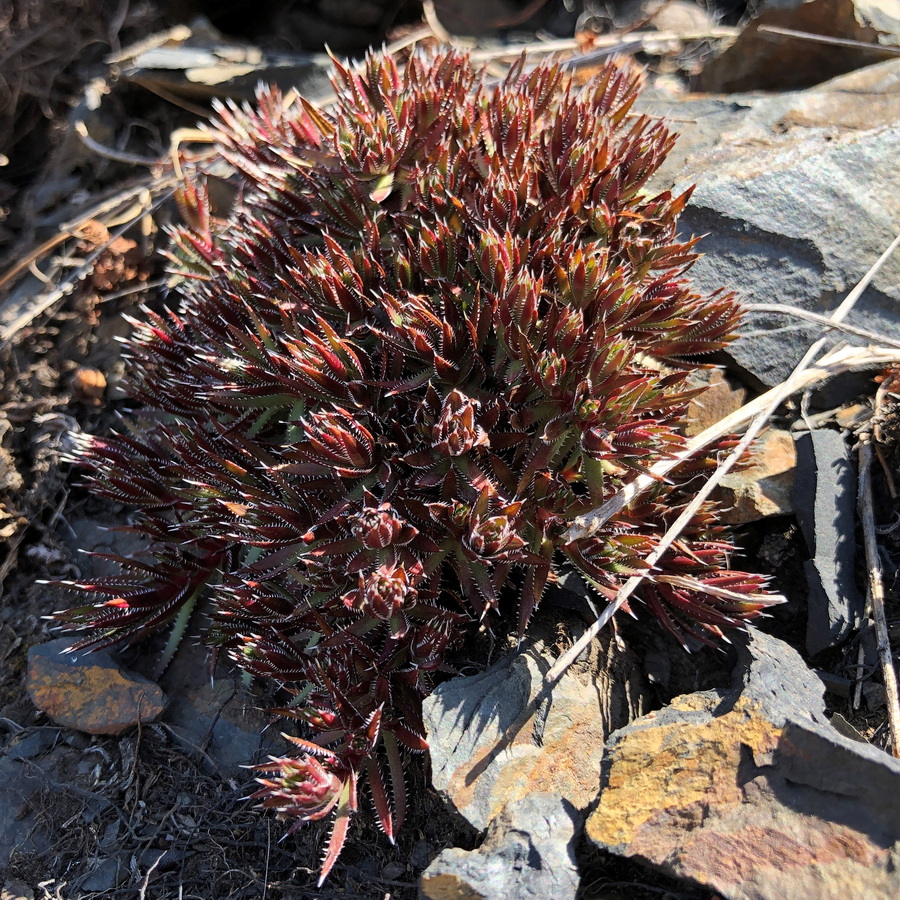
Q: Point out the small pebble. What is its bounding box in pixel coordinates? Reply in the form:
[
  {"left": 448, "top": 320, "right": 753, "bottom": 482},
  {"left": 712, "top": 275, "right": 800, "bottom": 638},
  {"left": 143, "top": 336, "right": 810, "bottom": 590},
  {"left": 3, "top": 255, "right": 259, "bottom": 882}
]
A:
[{"left": 71, "top": 367, "right": 106, "bottom": 406}]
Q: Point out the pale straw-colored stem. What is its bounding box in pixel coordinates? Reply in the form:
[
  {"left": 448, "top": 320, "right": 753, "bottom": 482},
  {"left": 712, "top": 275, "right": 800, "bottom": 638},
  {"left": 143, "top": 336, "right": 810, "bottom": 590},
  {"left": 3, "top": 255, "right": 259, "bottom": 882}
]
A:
[{"left": 857, "top": 440, "right": 900, "bottom": 757}]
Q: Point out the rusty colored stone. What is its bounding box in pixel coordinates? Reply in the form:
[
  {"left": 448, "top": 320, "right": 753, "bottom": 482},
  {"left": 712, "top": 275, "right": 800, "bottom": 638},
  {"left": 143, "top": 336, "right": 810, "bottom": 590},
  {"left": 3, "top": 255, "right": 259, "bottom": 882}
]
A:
[
  {"left": 71, "top": 367, "right": 107, "bottom": 406},
  {"left": 587, "top": 629, "right": 900, "bottom": 900},
  {"left": 711, "top": 428, "right": 796, "bottom": 524},
  {"left": 27, "top": 638, "right": 166, "bottom": 735},
  {"left": 683, "top": 368, "right": 748, "bottom": 437}
]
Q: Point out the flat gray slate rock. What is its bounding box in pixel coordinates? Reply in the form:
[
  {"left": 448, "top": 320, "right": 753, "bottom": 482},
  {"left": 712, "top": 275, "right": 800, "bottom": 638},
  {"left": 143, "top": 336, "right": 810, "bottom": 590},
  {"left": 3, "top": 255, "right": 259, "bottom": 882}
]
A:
[
  {"left": 793, "top": 429, "right": 864, "bottom": 654},
  {"left": 420, "top": 792, "right": 582, "bottom": 900},
  {"left": 639, "top": 60, "right": 900, "bottom": 388},
  {"left": 678, "top": 123, "right": 900, "bottom": 387}
]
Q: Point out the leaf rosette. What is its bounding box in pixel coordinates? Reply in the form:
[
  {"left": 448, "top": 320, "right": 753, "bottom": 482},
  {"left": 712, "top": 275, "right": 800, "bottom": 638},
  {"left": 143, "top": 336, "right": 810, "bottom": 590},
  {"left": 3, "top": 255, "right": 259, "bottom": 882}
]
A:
[{"left": 55, "top": 48, "right": 781, "bottom": 881}]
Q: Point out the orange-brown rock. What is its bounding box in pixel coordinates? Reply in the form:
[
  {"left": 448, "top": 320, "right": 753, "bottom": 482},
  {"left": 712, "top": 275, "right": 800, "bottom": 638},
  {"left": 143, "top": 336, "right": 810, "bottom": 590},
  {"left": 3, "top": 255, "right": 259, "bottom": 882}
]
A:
[
  {"left": 27, "top": 638, "right": 166, "bottom": 735},
  {"left": 683, "top": 367, "right": 747, "bottom": 437},
  {"left": 711, "top": 428, "right": 796, "bottom": 524},
  {"left": 70, "top": 367, "right": 107, "bottom": 406},
  {"left": 587, "top": 628, "right": 900, "bottom": 900}
]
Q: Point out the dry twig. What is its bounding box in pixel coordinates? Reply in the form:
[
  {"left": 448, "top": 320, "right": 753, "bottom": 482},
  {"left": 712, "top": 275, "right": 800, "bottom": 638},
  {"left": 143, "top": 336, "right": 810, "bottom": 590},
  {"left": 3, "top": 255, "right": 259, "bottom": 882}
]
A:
[
  {"left": 566, "top": 232, "right": 900, "bottom": 544},
  {"left": 857, "top": 440, "right": 900, "bottom": 757},
  {"left": 742, "top": 303, "right": 900, "bottom": 350},
  {"left": 758, "top": 25, "right": 900, "bottom": 57},
  {"left": 873, "top": 372, "right": 899, "bottom": 499}
]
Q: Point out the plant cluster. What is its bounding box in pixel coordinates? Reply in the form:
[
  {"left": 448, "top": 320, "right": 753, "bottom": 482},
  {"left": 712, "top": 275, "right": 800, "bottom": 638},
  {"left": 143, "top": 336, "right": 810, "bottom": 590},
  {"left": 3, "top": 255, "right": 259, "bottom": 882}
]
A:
[{"left": 56, "top": 50, "right": 779, "bottom": 880}]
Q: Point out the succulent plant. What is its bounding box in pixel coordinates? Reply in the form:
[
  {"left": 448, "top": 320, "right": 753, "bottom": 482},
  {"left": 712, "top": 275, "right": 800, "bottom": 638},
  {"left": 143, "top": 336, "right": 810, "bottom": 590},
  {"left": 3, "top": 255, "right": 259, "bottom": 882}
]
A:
[{"left": 55, "top": 49, "right": 780, "bottom": 881}]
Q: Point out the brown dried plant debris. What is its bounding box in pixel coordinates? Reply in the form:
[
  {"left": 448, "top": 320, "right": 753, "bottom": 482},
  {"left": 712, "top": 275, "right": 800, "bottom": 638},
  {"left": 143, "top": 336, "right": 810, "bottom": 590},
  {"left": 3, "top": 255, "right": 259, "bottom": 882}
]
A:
[
  {"left": 0, "top": 210, "right": 156, "bottom": 627},
  {"left": 2, "top": 722, "right": 468, "bottom": 899},
  {"left": 0, "top": 0, "right": 163, "bottom": 248},
  {"left": 75, "top": 220, "right": 150, "bottom": 295}
]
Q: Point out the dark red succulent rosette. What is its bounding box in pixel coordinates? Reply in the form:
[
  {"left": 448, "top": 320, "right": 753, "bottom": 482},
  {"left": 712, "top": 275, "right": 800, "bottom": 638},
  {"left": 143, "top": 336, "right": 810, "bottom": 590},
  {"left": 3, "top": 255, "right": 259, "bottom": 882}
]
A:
[{"left": 55, "top": 49, "right": 780, "bottom": 881}]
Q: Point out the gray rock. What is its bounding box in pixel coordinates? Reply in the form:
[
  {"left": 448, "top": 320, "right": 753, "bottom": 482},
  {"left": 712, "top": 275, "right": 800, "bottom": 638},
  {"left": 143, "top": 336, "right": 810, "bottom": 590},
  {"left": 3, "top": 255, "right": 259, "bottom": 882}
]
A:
[
  {"left": 638, "top": 62, "right": 900, "bottom": 388},
  {"left": 587, "top": 627, "right": 900, "bottom": 900},
  {"left": 410, "top": 838, "right": 431, "bottom": 869},
  {"left": 815, "top": 669, "right": 852, "bottom": 698},
  {"left": 99, "top": 819, "right": 122, "bottom": 851},
  {"left": 0, "top": 754, "right": 53, "bottom": 869},
  {"left": 733, "top": 626, "right": 830, "bottom": 724},
  {"left": 1, "top": 882, "right": 34, "bottom": 900},
  {"left": 641, "top": 59, "right": 900, "bottom": 193},
  {"left": 829, "top": 712, "right": 869, "bottom": 743},
  {"left": 423, "top": 618, "right": 648, "bottom": 831},
  {"left": 638, "top": 94, "right": 760, "bottom": 191},
  {"left": 63, "top": 518, "right": 151, "bottom": 579},
  {"left": 5, "top": 728, "right": 59, "bottom": 761},
  {"left": 543, "top": 566, "right": 601, "bottom": 619},
  {"left": 2, "top": 881, "right": 34, "bottom": 900},
  {"left": 863, "top": 679, "right": 888, "bottom": 710},
  {"left": 161, "top": 639, "right": 287, "bottom": 777},
  {"left": 677, "top": 123, "right": 900, "bottom": 387},
  {"left": 419, "top": 793, "right": 581, "bottom": 900},
  {"left": 754, "top": 58, "right": 900, "bottom": 133},
  {"left": 793, "top": 429, "right": 864, "bottom": 653},
  {"left": 75, "top": 856, "right": 126, "bottom": 893}
]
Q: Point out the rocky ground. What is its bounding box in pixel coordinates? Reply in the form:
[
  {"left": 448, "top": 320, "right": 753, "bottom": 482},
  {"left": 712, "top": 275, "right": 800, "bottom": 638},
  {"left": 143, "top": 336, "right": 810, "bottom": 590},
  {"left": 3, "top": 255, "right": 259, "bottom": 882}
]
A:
[{"left": 2, "top": 1, "right": 900, "bottom": 898}]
